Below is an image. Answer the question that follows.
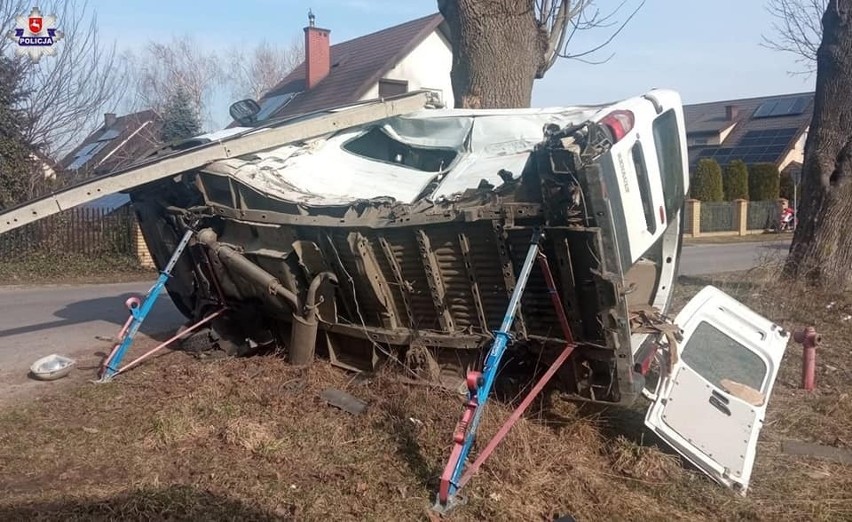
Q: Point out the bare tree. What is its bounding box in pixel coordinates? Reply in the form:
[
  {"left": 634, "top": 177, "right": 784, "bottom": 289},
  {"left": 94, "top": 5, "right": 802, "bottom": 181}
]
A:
[
  {"left": 784, "top": 0, "right": 852, "bottom": 288},
  {"left": 226, "top": 37, "right": 303, "bottom": 101},
  {"left": 125, "top": 36, "right": 221, "bottom": 129},
  {"left": 0, "top": 0, "right": 22, "bottom": 56},
  {"left": 763, "top": 0, "right": 828, "bottom": 73},
  {"left": 437, "top": 0, "right": 645, "bottom": 108},
  {"left": 2, "top": 0, "right": 128, "bottom": 156}
]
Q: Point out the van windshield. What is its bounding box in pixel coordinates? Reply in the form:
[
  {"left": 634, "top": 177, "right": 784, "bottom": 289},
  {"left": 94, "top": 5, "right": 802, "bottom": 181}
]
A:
[{"left": 653, "top": 110, "right": 686, "bottom": 221}]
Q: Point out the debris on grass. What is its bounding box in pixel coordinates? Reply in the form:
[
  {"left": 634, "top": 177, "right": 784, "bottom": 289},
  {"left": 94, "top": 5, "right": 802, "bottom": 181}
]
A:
[
  {"left": 29, "top": 354, "right": 76, "bottom": 381},
  {"left": 320, "top": 388, "right": 368, "bottom": 415}
]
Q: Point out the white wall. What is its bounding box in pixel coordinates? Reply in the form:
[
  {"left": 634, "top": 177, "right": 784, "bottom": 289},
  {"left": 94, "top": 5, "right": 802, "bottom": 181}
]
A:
[
  {"left": 361, "top": 30, "right": 454, "bottom": 108},
  {"left": 780, "top": 127, "right": 807, "bottom": 172}
]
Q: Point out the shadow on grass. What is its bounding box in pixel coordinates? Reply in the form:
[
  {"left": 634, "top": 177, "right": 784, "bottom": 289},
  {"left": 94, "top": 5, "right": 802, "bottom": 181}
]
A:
[
  {"left": 0, "top": 485, "right": 290, "bottom": 521},
  {"left": 380, "top": 401, "right": 441, "bottom": 490}
]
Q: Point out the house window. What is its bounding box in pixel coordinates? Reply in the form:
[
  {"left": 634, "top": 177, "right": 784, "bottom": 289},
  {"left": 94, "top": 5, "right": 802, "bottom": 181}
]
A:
[
  {"left": 378, "top": 79, "right": 408, "bottom": 98},
  {"left": 690, "top": 136, "right": 708, "bottom": 146}
]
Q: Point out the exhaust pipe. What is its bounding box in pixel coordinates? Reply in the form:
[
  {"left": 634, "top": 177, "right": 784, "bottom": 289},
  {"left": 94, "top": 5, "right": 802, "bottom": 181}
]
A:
[{"left": 195, "top": 228, "right": 338, "bottom": 366}]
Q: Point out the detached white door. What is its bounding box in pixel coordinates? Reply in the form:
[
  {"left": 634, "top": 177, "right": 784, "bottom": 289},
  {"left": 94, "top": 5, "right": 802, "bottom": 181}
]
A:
[{"left": 645, "top": 285, "right": 789, "bottom": 494}]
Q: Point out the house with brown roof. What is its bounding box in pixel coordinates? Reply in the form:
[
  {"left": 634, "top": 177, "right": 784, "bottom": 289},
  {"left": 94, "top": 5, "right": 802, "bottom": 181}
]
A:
[
  {"left": 249, "top": 12, "right": 453, "bottom": 123},
  {"left": 60, "top": 110, "right": 163, "bottom": 178},
  {"left": 684, "top": 92, "right": 814, "bottom": 176}
]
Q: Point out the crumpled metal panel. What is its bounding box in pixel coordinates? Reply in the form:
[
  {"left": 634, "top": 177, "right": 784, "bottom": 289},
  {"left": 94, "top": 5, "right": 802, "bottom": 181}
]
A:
[{"left": 202, "top": 107, "right": 599, "bottom": 207}]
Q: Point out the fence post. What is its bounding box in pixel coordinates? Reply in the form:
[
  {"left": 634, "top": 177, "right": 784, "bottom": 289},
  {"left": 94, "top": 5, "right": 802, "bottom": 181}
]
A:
[
  {"left": 734, "top": 199, "right": 748, "bottom": 236},
  {"left": 686, "top": 199, "right": 701, "bottom": 237}
]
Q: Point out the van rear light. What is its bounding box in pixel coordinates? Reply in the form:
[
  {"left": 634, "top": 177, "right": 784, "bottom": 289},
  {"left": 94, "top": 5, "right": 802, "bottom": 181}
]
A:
[{"left": 601, "top": 110, "right": 635, "bottom": 142}]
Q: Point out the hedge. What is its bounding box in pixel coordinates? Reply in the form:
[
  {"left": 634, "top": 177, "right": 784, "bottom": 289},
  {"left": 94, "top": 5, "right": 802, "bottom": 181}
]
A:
[
  {"left": 780, "top": 171, "right": 796, "bottom": 201},
  {"left": 748, "top": 163, "right": 780, "bottom": 201},
  {"left": 723, "top": 160, "right": 749, "bottom": 200},
  {"left": 691, "top": 158, "right": 724, "bottom": 201}
]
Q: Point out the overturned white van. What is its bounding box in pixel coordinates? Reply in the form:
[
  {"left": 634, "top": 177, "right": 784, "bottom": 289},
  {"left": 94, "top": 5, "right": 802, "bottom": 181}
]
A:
[{"left": 0, "top": 89, "right": 788, "bottom": 494}]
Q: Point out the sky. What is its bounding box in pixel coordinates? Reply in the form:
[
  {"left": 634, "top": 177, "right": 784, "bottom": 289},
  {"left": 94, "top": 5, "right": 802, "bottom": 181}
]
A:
[{"left": 83, "top": 0, "right": 815, "bottom": 129}]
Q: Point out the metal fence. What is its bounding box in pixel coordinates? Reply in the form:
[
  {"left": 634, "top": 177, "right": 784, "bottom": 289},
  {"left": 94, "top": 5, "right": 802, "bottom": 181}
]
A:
[
  {"left": 699, "top": 201, "right": 735, "bottom": 233},
  {"left": 747, "top": 200, "right": 778, "bottom": 231},
  {"left": 0, "top": 206, "right": 135, "bottom": 261}
]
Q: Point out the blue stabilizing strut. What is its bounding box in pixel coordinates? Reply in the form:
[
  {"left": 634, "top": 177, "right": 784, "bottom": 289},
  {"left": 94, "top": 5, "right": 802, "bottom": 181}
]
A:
[
  {"left": 99, "top": 229, "right": 194, "bottom": 381},
  {"left": 438, "top": 228, "right": 544, "bottom": 506}
]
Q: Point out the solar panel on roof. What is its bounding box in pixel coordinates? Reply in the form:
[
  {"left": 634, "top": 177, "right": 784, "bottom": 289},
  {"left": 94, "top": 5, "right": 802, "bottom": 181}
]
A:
[
  {"left": 753, "top": 96, "right": 810, "bottom": 118},
  {"left": 68, "top": 141, "right": 109, "bottom": 170},
  {"left": 791, "top": 96, "right": 809, "bottom": 114},
  {"left": 256, "top": 92, "right": 297, "bottom": 121},
  {"left": 98, "top": 129, "right": 120, "bottom": 141},
  {"left": 693, "top": 127, "right": 799, "bottom": 165},
  {"left": 753, "top": 102, "right": 776, "bottom": 118}
]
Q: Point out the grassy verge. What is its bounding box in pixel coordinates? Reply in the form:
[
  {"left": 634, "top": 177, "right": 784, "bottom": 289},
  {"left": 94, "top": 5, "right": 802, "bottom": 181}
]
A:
[
  {"left": 0, "top": 267, "right": 850, "bottom": 520},
  {"left": 0, "top": 252, "right": 156, "bottom": 285}
]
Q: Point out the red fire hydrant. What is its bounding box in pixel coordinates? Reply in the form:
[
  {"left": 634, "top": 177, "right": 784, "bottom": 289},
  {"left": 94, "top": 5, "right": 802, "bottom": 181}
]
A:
[{"left": 793, "top": 327, "right": 821, "bottom": 391}]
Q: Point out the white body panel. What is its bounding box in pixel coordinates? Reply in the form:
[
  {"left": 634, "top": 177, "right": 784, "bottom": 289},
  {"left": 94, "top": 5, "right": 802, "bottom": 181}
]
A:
[
  {"left": 645, "top": 286, "right": 789, "bottom": 494},
  {"left": 204, "top": 106, "right": 602, "bottom": 206}
]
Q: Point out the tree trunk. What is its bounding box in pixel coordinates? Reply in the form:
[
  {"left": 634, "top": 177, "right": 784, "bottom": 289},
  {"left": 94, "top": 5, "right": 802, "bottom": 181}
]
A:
[
  {"left": 438, "top": 0, "right": 545, "bottom": 108},
  {"left": 785, "top": 0, "right": 852, "bottom": 288}
]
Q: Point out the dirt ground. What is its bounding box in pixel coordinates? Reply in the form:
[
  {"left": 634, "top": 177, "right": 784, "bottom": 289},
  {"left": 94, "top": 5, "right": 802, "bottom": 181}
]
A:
[{"left": 1, "top": 266, "right": 851, "bottom": 521}]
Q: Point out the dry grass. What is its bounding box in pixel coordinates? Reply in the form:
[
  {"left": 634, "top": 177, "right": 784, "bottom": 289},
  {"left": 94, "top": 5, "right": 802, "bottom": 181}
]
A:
[
  {"left": 606, "top": 436, "right": 681, "bottom": 482},
  {"left": 0, "top": 265, "right": 851, "bottom": 521},
  {"left": 0, "top": 252, "right": 155, "bottom": 285}
]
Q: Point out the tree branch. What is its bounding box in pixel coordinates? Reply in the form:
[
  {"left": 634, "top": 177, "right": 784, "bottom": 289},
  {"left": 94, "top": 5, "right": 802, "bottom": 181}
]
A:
[
  {"left": 762, "top": 0, "right": 828, "bottom": 74},
  {"left": 555, "top": 0, "right": 645, "bottom": 62},
  {"left": 2, "top": 0, "right": 128, "bottom": 156}
]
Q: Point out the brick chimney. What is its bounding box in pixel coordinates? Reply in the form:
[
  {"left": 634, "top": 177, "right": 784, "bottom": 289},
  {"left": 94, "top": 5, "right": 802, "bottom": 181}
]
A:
[
  {"left": 725, "top": 105, "right": 739, "bottom": 121},
  {"left": 104, "top": 112, "right": 117, "bottom": 128},
  {"left": 304, "top": 10, "right": 331, "bottom": 89}
]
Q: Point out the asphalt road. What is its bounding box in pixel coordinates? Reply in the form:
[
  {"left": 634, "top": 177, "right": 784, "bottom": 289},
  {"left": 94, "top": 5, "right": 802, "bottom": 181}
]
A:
[
  {"left": 0, "top": 282, "right": 183, "bottom": 399},
  {"left": 679, "top": 239, "right": 791, "bottom": 276},
  {"left": 0, "top": 238, "right": 790, "bottom": 397}
]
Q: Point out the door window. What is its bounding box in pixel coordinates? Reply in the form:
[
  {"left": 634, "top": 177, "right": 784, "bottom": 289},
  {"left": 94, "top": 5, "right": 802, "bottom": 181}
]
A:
[
  {"left": 652, "top": 109, "right": 685, "bottom": 222},
  {"left": 681, "top": 321, "right": 767, "bottom": 392}
]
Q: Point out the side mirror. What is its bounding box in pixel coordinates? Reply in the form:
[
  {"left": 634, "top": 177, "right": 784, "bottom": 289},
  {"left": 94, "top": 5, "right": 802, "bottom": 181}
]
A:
[{"left": 229, "top": 99, "right": 261, "bottom": 126}]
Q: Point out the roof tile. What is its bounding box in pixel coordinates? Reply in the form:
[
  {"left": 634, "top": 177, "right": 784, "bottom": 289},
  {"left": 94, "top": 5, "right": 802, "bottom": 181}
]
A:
[{"left": 264, "top": 13, "right": 444, "bottom": 119}]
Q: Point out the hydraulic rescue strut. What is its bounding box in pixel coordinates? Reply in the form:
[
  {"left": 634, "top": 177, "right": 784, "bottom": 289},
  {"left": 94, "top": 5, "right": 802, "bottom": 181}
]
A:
[
  {"left": 98, "top": 229, "right": 226, "bottom": 381},
  {"left": 434, "top": 229, "right": 577, "bottom": 513}
]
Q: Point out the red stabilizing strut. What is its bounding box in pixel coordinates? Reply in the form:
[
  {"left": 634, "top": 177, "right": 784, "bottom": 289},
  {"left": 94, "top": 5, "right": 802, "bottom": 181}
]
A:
[
  {"left": 536, "top": 252, "right": 576, "bottom": 347},
  {"left": 439, "top": 388, "right": 479, "bottom": 504}
]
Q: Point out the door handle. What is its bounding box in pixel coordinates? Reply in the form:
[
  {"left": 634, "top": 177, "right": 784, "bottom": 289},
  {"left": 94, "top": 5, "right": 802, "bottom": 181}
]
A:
[
  {"left": 711, "top": 390, "right": 729, "bottom": 404},
  {"left": 709, "top": 395, "right": 731, "bottom": 416}
]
